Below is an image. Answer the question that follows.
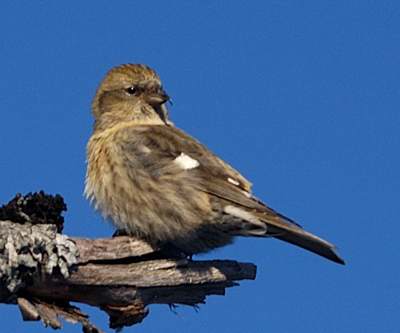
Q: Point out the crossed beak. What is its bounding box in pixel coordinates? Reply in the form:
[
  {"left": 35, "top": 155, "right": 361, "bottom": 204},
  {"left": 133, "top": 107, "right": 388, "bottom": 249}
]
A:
[{"left": 145, "top": 88, "right": 170, "bottom": 106}]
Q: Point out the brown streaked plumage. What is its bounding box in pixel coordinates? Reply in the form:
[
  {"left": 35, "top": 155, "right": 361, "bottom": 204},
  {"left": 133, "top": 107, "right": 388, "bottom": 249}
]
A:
[{"left": 85, "top": 63, "right": 345, "bottom": 264}]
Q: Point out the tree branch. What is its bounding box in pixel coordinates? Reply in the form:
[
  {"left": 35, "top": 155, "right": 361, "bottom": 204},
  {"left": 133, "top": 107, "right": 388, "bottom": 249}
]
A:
[{"left": 0, "top": 193, "right": 256, "bottom": 332}]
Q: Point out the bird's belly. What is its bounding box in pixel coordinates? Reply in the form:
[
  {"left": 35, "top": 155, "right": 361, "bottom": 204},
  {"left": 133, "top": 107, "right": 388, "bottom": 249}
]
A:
[{"left": 86, "top": 165, "right": 231, "bottom": 252}]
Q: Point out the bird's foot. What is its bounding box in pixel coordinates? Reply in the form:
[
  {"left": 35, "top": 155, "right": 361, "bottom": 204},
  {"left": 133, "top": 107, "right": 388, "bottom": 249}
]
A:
[{"left": 157, "top": 243, "right": 193, "bottom": 260}]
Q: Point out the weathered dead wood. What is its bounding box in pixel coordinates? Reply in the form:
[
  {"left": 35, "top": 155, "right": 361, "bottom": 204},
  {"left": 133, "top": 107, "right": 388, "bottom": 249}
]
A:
[{"left": 0, "top": 193, "right": 257, "bottom": 332}]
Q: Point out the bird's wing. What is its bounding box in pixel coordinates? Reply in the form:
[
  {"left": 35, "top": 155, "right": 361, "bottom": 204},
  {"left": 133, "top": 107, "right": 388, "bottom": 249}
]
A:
[
  {"left": 171, "top": 127, "right": 254, "bottom": 193},
  {"left": 127, "top": 125, "right": 266, "bottom": 207},
  {"left": 121, "top": 124, "right": 344, "bottom": 264}
]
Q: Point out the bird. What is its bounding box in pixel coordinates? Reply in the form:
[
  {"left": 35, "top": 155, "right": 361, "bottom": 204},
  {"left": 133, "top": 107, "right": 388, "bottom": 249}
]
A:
[{"left": 85, "top": 63, "right": 345, "bottom": 265}]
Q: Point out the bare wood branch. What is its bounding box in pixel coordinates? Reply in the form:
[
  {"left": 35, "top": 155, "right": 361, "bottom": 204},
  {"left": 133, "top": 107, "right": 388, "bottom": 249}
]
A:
[
  {"left": 0, "top": 195, "right": 257, "bottom": 333},
  {"left": 73, "top": 236, "right": 156, "bottom": 263}
]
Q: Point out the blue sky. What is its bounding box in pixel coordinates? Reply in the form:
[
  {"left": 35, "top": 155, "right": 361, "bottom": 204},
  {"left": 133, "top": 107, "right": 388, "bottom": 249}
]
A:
[{"left": 0, "top": 1, "right": 399, "bottom": 332}]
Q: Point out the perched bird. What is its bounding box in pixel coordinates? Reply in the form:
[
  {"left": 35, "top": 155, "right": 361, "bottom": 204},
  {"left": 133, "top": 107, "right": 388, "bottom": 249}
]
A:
[{"left": 85, "top": 64, "right": 344, "bottom": 264}]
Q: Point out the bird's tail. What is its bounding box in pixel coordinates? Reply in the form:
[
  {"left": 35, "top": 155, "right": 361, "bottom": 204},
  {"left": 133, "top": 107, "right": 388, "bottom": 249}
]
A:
[{"left": 258, "top": 213, "right": 345, "bottom": 265}]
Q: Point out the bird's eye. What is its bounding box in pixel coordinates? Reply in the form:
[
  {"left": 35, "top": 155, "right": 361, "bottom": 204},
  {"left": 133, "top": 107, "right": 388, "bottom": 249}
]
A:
[{"left": 125, "top": 86, "right": 138, "bottom": 95}]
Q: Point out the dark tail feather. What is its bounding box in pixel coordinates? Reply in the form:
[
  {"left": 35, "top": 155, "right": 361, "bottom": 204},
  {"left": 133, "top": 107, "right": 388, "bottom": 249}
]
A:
[{"left": 261, "top": 216, "right": 345, "bottom": 265}]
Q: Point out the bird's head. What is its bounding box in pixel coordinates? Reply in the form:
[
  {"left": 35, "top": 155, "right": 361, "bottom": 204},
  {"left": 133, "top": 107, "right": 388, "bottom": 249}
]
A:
[{"left": 92, "top": 64, "right": 170, "bottom": 131}]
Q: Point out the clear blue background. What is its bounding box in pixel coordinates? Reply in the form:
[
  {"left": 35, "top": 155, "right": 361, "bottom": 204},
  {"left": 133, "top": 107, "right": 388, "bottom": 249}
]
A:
[{"left": 0, "top": 1, "right": 398, "bottom": 332}]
